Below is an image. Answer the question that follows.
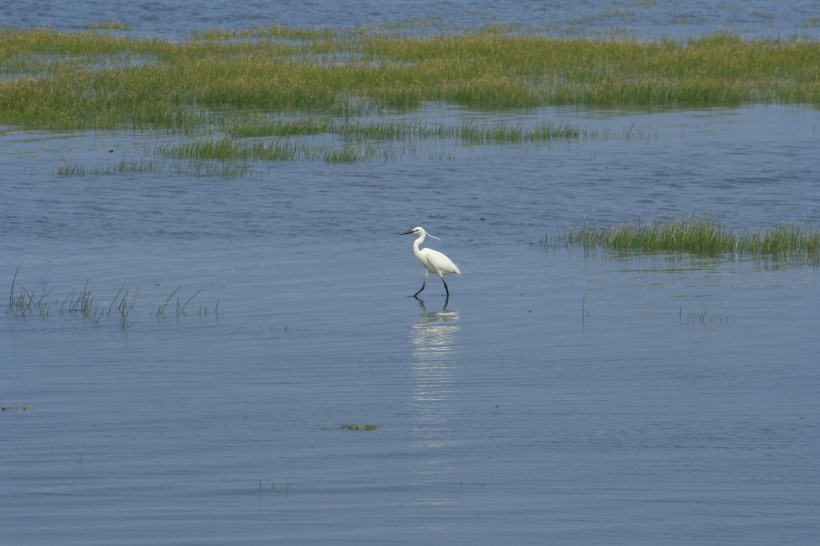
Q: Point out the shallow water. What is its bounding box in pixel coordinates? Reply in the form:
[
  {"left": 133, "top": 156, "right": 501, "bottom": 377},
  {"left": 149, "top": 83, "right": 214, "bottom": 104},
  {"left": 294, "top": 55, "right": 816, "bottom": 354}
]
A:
[
  {"left": 2, "top": 101, "right": 819, "bottom": 544},
  {"left": 2, "top": 3, "right": 820, "bottom": 545}
]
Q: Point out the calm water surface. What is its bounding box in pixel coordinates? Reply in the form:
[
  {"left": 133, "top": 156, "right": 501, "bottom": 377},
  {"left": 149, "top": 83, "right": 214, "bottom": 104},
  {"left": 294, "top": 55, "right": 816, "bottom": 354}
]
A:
[{"left": 2, "top": 2, "right": 820, "bottom": 545}]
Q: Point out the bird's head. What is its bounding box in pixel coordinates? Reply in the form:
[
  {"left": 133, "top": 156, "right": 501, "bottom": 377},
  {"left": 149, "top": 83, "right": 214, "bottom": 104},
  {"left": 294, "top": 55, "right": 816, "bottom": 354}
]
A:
[{"left": 400, "top": 226, "right": 441, "bottom": 240}]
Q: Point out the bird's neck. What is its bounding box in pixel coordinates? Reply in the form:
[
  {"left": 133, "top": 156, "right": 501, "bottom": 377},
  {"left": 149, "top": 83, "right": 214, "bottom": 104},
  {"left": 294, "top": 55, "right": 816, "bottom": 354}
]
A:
[{"left": 413, "top": 234, "right": 425, "bottom": 255}]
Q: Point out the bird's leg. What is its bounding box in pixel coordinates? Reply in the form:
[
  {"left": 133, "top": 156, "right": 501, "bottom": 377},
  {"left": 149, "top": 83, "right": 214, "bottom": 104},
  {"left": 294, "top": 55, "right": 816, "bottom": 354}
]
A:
[
  {"left": 413, "top": 271, "right": 429, "bottom": 297},
  {"left": 440, "top": 275, "right": 450, "bottom": 297}
]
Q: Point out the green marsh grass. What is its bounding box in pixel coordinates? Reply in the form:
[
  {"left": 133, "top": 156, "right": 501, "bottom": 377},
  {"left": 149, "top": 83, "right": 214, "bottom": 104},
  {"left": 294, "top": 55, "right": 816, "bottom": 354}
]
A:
[
  {"left": 2, "top": 26, "right": 818, "bottom": 132},
  {"left": 557, "top": 216, "right": 819, "bottom": 258}
]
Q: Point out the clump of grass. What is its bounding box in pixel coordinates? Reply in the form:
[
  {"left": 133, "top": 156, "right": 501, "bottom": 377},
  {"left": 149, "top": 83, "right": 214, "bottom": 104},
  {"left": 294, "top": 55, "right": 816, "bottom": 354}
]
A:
[
  {"left": 679, "top": 306, "right": 733, "bottom": 325},
  {"left": 225, "top": 117, "right": 334, "bottom": 138},
  {"left": 155, "top": 287, "right": 181, "bottom": 318},
  {"left": 158, "top": 137, "right": 403, "bottom": 164},
  {"left": 154, "top": 286, "right": 210, "bottom": 319},
  {"left": 335, "top": 424, "right": 378, "bottom": 431},
  {"left": 56, "top": 161, "right": 86, "bottom": 176},
  {"left": 320, "top": 144, "right": 366, "bottom": 163},
  {"left": 156, "top": 138, "right": 298, "bottom": 162},
  {"left": 557, "top": 216, "right": 819, "bottom": 258},
  {"left": 7, "top": 266, "right": 53, "bottom": 317},
  {"left": 106, "top": 284, "right": 136, "bottom": 329},
  {"left": 6, "top": 267, "right": 135, "bottom": 324},
  {"left": 59, "top": 281, "right": 99, "bottom": 319},
  {"left": 458, "top": 121, "right": 582, "bottom": 144},
  {"left": 7, "top": 269, "right": 217, "bottom": 328}
]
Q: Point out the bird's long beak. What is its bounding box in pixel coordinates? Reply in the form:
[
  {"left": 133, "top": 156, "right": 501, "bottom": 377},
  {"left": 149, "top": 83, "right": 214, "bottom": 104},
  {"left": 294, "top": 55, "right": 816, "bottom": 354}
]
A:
[{"left": 400, "top": 230, "right": 415, "bottom": 235}]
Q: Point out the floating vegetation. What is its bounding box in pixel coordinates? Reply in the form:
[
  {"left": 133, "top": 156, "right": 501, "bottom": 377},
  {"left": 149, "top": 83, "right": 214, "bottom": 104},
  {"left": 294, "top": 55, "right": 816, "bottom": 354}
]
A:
[{"left": 552, "top": 216, "right": 820, "bottom": 259}]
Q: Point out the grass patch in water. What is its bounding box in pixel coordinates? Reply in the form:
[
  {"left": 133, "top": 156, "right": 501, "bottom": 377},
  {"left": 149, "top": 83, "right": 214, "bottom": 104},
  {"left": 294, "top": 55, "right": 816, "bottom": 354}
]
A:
[
  {"left": 334, "top": 424, "right": 378, "bottom": 431},
  {"left": 55, "top": 160, "right": 86, "bottom": 176},
  {"left": 458, "top": 121, "right": 583, "bottom": 144},
  {"left": 225, "top": 118, "right": 586, "bottom": 143},
  {"left": 556, "top": 216, "right": 820, "bottom": 258},
  {"left": 0, "top": 405, "right": 33, "bottom": 412},
  {"left": 225, "top": 117, "right": 335, "bottom": 138},
  {"left": 55, "top": 156, "right": 252, "bottom": 178},
  {"left": 157, "top": 137, "right": 405, "bottom": 164},
  {"left": 156, "top": 138, "right": 299, "bottom": 162}
]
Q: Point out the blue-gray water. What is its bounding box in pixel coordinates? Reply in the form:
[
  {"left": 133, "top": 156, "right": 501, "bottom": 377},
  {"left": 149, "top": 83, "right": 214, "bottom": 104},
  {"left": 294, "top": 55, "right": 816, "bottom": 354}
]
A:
[{"left": 2, "top": 2, "right": 820, "bottom": 545}]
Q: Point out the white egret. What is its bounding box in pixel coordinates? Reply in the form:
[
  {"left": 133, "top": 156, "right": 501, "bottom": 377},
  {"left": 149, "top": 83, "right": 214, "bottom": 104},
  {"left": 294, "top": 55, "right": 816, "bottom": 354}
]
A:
[{"left": 401, "top": 226, "right": 461, "bottom": 298}]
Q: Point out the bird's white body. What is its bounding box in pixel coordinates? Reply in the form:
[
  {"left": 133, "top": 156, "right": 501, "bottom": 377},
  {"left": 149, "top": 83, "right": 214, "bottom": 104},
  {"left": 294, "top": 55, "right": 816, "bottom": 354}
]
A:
[
  {"left": 401, "top": 226, "right": 460, "bottom": 298},
  {"left": 414, "top": 242, "right": 461, "bottom": 277}
]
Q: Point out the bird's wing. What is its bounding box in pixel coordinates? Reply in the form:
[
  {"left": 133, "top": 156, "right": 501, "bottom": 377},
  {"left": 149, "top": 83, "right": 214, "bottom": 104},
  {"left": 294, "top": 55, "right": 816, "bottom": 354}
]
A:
[{"left": 423, "top": 248, "right": 461, "bottom": 275}]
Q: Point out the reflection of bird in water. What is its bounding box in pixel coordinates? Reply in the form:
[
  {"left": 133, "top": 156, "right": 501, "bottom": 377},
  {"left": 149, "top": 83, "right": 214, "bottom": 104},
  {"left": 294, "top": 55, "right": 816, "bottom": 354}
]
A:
[
  {"left": 401, "top": 227, "right": 461, "bottom": 300},
  {"left": 411, "top": 299, "right": 460, "bottom": 363},
  {"left": 410, "top": 299, "right": 460, "bottom": 431},
  {"left": 415, "top": 299, "right": 460, "bottom": 326}
]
